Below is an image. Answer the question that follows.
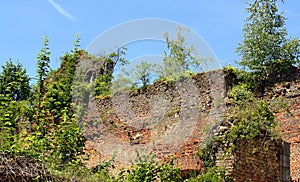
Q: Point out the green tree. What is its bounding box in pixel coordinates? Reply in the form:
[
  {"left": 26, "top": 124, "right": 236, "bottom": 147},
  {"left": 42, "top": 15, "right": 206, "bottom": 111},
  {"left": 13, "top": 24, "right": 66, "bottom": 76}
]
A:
[
  {"left": 236, "top": 0, "right": 300, "bottom": 83},
  {"left": 161, "top": 27, "right": 201, "bottom": 78},
  {"left": 132, "top": 61, "right": 157, "bottom": 88},
  {"left": 0, "top": 60, "right": 32, "bottom": 151},
  {"left": 0, "top": 59, "right": 31, "bottom": 101},
  {"left": 111, "top": 73, "right": 134, "bottom": 93},
  {"left": 104, "top": 47, "right": 128, "bottom": 74},
  {"left": 30, "top": 35, "right": 85, "bottom": 164}
]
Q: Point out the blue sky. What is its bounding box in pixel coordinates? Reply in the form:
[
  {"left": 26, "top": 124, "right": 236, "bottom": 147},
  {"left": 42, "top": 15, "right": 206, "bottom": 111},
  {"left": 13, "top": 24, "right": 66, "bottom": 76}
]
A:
[{"left": 0, "top": 0, "right": 299, "bottom": 78}]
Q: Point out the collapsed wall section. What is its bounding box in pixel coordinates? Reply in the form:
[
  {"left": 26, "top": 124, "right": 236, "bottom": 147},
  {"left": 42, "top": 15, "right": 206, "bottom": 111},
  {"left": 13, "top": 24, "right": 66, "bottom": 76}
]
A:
[
  {"left": 83, "top": 70, "right": 226, "bottom": 171},
  {"left": 82, "top": 69, "right": 298, "bottom": 181}
]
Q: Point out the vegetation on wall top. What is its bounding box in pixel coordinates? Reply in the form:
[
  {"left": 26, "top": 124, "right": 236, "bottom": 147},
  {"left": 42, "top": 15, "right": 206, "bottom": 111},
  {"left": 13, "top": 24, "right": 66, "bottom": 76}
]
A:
[{"left": 0, "top": 0, "right": 299, "bottom": 181}]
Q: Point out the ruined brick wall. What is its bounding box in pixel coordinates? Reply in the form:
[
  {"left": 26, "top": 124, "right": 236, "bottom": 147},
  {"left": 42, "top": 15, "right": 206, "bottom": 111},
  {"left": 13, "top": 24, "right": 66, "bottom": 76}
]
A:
[
  {"left": 215, "top": 138, "right": 290, "bottom": 181},
  {"left": 216, "top": 77, "right": 300, "bottom": 181},
  {"left": 82, "top": 69, "right": 300, "bottom": 180},
  {"left": 83, "top": 70, "right": 226, "bottom": 171},
  {"left": 271, "top": 81, "right": 300, "bottom": 180},
  {"left": 232, "top": 139, "right": 289, "bottom": 182},
  {"left": 214, "top": 79, "right": 300, "bottom": 181}
]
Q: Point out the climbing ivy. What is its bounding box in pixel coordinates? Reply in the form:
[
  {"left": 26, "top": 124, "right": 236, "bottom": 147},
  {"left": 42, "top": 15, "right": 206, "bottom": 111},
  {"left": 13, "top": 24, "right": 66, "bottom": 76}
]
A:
[{"left": 199, "top": 83, "right": 278, "bottom": 179}]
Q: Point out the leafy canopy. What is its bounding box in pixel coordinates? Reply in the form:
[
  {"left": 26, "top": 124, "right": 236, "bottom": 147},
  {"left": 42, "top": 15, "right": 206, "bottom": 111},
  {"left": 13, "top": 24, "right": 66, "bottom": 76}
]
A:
[
  {"left": 0, "top": 59, "right": 31, "bottom": 101},
  {"left": 160, "top": 27, "right": 202, "bottom": 79},
  {"left": 236, "top": 0, "right": 300, "bottom": 83},
  {"left": 132, "top": 61, "right": 157, "bottom": 88}
]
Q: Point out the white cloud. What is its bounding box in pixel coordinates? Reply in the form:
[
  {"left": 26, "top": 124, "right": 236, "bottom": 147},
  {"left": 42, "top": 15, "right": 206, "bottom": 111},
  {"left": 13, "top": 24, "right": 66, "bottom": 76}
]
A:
[{"left": 47, "top": 0, "right": 75, "bottom": 21}]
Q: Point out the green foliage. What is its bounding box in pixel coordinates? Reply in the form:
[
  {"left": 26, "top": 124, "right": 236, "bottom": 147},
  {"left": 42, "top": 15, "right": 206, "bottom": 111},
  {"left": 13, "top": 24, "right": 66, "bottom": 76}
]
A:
[
  {"left": 95, "top": 48, "right": 128, "bottom": 96},
  {"left": 110, "top": 31, "right": 203, "bottom": 90},
  {"left": 21, "top": 35, "right": 86, "bottom": 168},
  {"left": 132, "top": 61, "right": 158, "bottom": 88},
  {"left": 223, "top": 65, "right": 238, "bottom": 77},
  {"left": 160, "top": 27, "right": 202, "bottom": 79},
  {"left": 1, "top": 26, "right": 292, "bottom": 180},
  {"left": 0, "top": 94, "right": 19, "bottom": 150},
  {"left": 111, "top": 73, "right": 134, "bottom": 93},
  {"left": 0, "top": 99, "right": 31, "bottom": 129},
  {"left": 199, "top": 83, "right": 277, "bottom": 178},
  {"left": 106, "top": 47, "right": 129, "bottom": 72},
  {"left": 186, "top": 167, "right": 227, "bottom": 182},
  {"left": 30, "top": 113, "right": 84, "bottom": 165},
  {"left": 228, "top": 83, "right": 254, "bottom": 103},
  {"left": 51, "top": 162, "right": 114, "bottom": 182},
  {"left": 33, "top": 43, "right": 85, "bottom": 165},
  {"left": 269, "top": 95, "right": 290, "bottom": 113},
  {"left": 95, "top": 72, "right": 113, "bottom": 96},
  {"left": 36, "top": 36, "right": 51, "bottom": 99},
  {"left": 0, "top": 59, "right": 31, "bottom": 101},
  {"left": 0, "top": 60, "right": 32, "bottom": 153},
  {"left": 226, "top": 84, "right": 276, "bottom": 144},
  {"left": 117, "top": 154, "right": 182, "bottom": 182},
  {"left": 49, "top": 111, "right": 84, "bottom": 164},
  {"left": 236, "top": 0, "right": 300, "bottom": 84}
]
